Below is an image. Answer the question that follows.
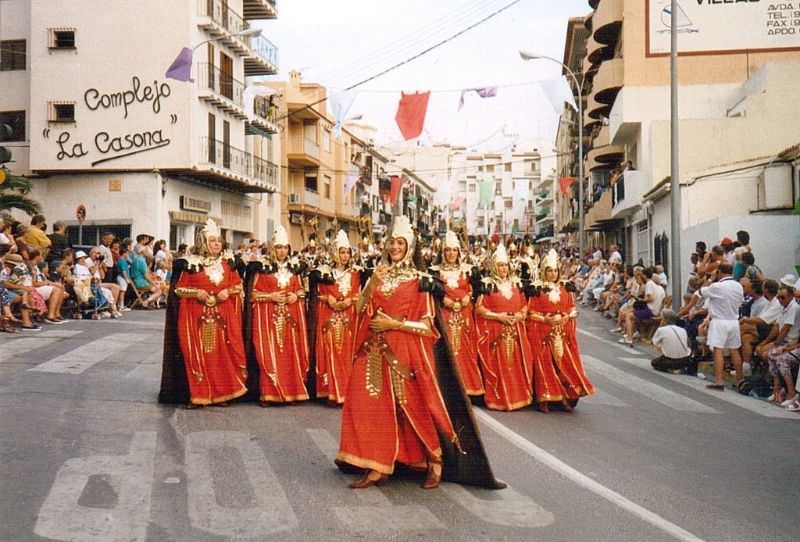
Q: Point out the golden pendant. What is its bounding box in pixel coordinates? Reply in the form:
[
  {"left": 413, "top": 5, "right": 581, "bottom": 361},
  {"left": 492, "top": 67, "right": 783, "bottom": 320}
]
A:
[
  {"left": 390, "top": 368, "right": 407, "bottom": 406},
  {"left": 549, "top": 323, "right": 565, "bottom": 366},
  {"left": 501, "top": 324, "right": 517, "bottom": 365},
  {"left": 330, "top": 311, "right": 349, "bottom": 353},
  {"left": 365, "top": 339, "right": 384, "bottom": 398},
  {"left": 274, "top": 303, "right": 287, "bottom": 351},
  {"left": 448, "top": 311, "right": 465, "bottom": 356},
  {"left": 199, "top": 309, "right": 218, "bottom": 354}
]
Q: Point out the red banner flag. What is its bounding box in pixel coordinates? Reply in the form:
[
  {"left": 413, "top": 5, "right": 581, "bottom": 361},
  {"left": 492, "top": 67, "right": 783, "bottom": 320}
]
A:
[
  {"left": 395, "top": 91, "right": 430, "bottom": 141},
  {"left": 389, "top": 175, "right": 404, "bottom": 206},
  {"left": 559, "top": 177, "right": 576, "bottom": 195}
]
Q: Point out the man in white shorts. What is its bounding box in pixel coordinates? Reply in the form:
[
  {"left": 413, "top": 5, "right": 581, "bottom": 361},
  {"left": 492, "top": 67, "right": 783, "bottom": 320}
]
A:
[{"left": 696, "top": 263, "right": 744, "bottom": 390}]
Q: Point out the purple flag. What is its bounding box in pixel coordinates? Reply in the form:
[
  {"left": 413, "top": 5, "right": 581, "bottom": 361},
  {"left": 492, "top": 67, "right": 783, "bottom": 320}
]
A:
[
  {"left": 458, "top": 86, "right": 498, "bottom": 111},
  {"left": 165, "top": 47, "right": 194, "bottom": 83}
]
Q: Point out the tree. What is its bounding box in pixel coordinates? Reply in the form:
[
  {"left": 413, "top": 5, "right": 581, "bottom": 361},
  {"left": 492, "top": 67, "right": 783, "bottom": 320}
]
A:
[{"left": 0, "top": 172, "right": 42, "bottom": 216}]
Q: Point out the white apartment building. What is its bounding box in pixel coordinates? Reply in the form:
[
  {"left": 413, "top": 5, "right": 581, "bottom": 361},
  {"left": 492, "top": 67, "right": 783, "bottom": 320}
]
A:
[
  {"left": 454, "top": 148, "right": 542, "bottom": 238},
  {"left": 0, "top": 0, "right": 281, "bottom": 248}
]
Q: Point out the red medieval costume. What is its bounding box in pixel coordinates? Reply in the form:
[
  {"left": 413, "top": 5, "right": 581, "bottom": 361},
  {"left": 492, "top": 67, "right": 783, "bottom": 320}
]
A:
[
  {"left": 248, "top": 259, "right": 310, "bottom": 404},
  {"left": 432, "top": 262, "right": 483, "bottom": 396},
  {"left": 475, "top": 246, "right": 533, "bottom": 411},
  {"left": 159, "top": 221, "right": 248, "bottom": 406},
  {"left": 313, "top": 263, "right": 362, "bottom": 404},
  {"left": 526, "top": 251, "right": 595, "bottom": 408}
]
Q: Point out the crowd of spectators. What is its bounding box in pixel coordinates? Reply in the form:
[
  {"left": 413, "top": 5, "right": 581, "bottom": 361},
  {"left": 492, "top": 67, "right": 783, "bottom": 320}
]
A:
[
  {"left": 562, "top": 230, "right": 800, "bottom": 412},
  {"left": 0, "top": 214, "right": 172, "bottom": 332}
]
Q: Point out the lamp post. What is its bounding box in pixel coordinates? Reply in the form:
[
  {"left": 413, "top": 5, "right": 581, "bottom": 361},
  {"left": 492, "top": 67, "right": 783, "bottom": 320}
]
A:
[
  {"left": 520, "top": 50, "right": 584, "bottom": 257},
  {"left": 194, "top": 27, "right": 262, "bottom": 51}
]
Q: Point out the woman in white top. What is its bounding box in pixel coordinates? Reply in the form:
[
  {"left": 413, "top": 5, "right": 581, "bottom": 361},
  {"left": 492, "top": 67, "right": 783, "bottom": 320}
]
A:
[{"left": 28, "top": 249, "right": 67, "bottom": 324}]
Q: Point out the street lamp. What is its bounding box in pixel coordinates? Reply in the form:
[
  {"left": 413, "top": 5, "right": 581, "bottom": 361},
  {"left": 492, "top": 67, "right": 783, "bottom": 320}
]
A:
[
  {"left": 519, "top": 49, "right": 585, "bottom": 257},
  {"left": 165, "top": 27, "right": 263, "bottom": 82},
  {"left": 194, "top": 27, "right": 262, "bottom": 51}
]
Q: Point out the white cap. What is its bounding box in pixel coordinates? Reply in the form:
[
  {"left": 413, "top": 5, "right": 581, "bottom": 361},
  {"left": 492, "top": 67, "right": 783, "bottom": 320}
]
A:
[
  {"left": 75, "top": 250, "right": 88, "bottom": 258},
  {"left": 779, "top": 274, "right": 798, "bottom": 288}
]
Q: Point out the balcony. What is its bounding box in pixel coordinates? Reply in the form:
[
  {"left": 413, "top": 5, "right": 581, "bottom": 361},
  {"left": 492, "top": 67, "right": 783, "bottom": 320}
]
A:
[
  {"left": 587, "top": 35, "right": 613, "bottom": 66},
  {"left": 587, "top": 93, "right": 607, "bottom": 121},
  {"left": 244, "top": 34, "right": 279, "bottom": 76},
  {"left": 245, "top": 94, "right": 278, "bottom": 135},
  {"left": 592, "top": 0, "right": 622, "bottom": 46},
  {"left": 585, "top": 189, "right": 612, "bottom": 230},
  {"left": 287, "top": 136, "right": 321, "bottom": 166},
  {"left": 197, "top": 0, "right": 252, "bottom": 55},
  {"left": 188, "top": 137, "right": 276, "bottom": 193},
  {"left": 611, "top": 170, "right": 645, "bottom": 218},
  {"left": 587, "top": 143, "right": 624, "bottom": 171},
  {"left": 242, "top": 0, "right": 277, "bottom": 19},
  {"left": 593, "top": 57, "right": 623, "bottom": 107},
  {"left": 195, "top": 63, "right": 247, "bottom": 118}
]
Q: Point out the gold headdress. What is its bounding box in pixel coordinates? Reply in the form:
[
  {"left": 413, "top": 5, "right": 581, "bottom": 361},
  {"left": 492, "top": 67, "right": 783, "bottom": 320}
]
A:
[
  {"left": 540, "top": 248, "right": 560, "bottom": 279},
  {"left": 195, "top": 218, "right": 222, "bottom": 256}
]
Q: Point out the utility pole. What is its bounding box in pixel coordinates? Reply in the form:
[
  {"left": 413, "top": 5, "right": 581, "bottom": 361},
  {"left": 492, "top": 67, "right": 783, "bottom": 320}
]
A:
[{"left": 669, "top": 0, "right": 682, "bottom": 309}]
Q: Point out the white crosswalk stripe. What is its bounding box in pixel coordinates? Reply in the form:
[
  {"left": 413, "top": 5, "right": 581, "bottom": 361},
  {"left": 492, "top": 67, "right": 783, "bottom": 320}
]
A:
[
  {"left": 583, "top": 355, "right": 720, "bottom": 414},
  {"left": 28, "top": 333, "right": 151, "bottom": 374}
]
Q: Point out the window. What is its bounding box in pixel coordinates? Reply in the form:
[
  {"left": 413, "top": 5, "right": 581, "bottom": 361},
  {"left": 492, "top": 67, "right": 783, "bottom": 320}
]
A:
[
  {"left": 207, "top": 113, "right": 216, "bottom": 162},
  {"left": 494, "top": 181, "right": 502, "bottom": 196},
  {"left": 0, "top": 40, "right": 26, "bottom": 71},
  {"left": 49, "top": 29, "right": 76, "bottom": 49},
  {"left": 323, "top": 175, "right": 331, "bottom": 198},
  {"left": 322, "top": 128, "right": 331, "bottom": 153},
  {"left": 468, "top": 183, "right": 476, "bottom": 193},
  {"left": 304, "top": 176, "right": 318, "bottom": 192},
  {"left": 486, "top": 164, "right": 494, "bottom": 173},
  {"left": 504, "top": 162, "right": 512, "bottom": 172},
  {"left": 48, "top": 102, "right": 75, "bottom": 123},
  {"left": 504, "top": 199, "right": 513, "bottom": 209},
  {"left": 222, "top": 120, "right": 230, "bottom": 168},
  {"left": 0, "top": 110, "right": 25, "bottom": 141}
]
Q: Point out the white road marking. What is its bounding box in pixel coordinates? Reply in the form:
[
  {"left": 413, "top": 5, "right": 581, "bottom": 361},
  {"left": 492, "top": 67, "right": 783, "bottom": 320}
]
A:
[
  {"left": 307, "top": 427, "right": 554, "bottom": 529},
  {"left": 306, "top": 428, "right": 445, "bottom": 530},
  {"left": 28, "top": 333, "right": 149, "bottom": 374},
  {"left": 578, "top": 328, "right": 641, "bottom": 353},
  {"left": 617, "top": 358, "right": 800, "bottom": 419},
  {"left": 0, "top": 338, "right": 63, "bottom": 362},
  {"left": 474, "top": 410, "right": 705, "bottom": 542},
  {"left": 185, "top": 430, "right": 298, "bottom": 537},
  {"left": 34, "top": 431, "right": 156, "bottom": 542},
  {"left": 583, "top": 355, "right": 719, "bottom": 414},
  {"left": 34, "top": 329, "right": 85, "bottom": 338}
]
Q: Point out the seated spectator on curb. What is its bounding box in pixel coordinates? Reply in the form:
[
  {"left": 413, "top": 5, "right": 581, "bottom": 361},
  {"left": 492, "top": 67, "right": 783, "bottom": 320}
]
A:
[
  {"left": 740, "top": 279, "right": 781, "bottom": 368},
  {"left": 736, "top": 252, "right": 763, "bottom": 282},
  {"left": 47, "top": 221, "right": 71, "bottom": 268},
  {"left": 654, "top": 265, "right": 668, "bottom": 290},
  {"left": 87, "top": 247, "right": 123, "bottom": 317},
  {"left": 762, "top": 285, "right": 800, "bottom": 407},
  {"left": 608, "top": 245, "right": 622, "bottom": 265},
  {"left": 619, "top": 267, "right": 665, "bottom": 347},
  {"left": 1, "top": 253, "right": 40, "bottom": 331},
  {"left": 20, "top": 214, "right": 51, "bottom": 258},
  {"left": 651, "top": 309, "right": 694, "bottom": 374},
  {"left": 756, "top": 285, "right": 800, "bottom": 394},
  {"left": 72, "top": 251, "right": 95, "bottom": 304},
  {"left": 96, "top": 231, "right": 116, "bottom": 283},
  {"left": 28, "top": 249, "right": 67, "bottom": 324},
  {"left": 612, "top": 268, "right": 645, "bottom": 334},
  {"left": 130, "top": 245, "right": 162, "bottom": 308},
  {"left": 697, "top": 263, "right": 744, "bottom": 390}
]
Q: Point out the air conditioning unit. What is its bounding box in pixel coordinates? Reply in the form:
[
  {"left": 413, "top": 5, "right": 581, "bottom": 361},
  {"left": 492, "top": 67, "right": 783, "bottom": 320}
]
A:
[
  {"left": 756, "top": 164, "right": 792, "bottom": 210},
  {"left": 288, "top": 194, "right": 300, "bottom": 204}
]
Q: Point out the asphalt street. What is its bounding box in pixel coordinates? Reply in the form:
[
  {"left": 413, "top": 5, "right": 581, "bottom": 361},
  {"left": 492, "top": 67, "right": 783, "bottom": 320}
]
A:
[{"left": 0, "top": 309, "right": 798, "bottom": 542}]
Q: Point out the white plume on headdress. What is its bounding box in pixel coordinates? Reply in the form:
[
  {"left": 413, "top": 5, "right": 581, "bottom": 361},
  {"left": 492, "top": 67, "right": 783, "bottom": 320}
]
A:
[
  {"left": 542, "top": 248, "right": 560, "bottom": 271},
  {"left": 390, "top": 215, "right": 414, "bottom": 245},
  {"left": 444, "top": 230, "right": 461, "bottom": 250},
  {"left": 493, "top": 243, "right": 509, "bottom": 265},
  {"left": 201, "top": 218, "right": 221, "bottom": 239},
  {"left": 273, "top": 224, "right": 289, "bottom": 246},
  {"left": 335, "top": 229, "right": 350, "bottom": 251}
]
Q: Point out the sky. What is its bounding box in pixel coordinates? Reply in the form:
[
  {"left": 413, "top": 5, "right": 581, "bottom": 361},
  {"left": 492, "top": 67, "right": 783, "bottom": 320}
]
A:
[{"left": 253, "top": 0, "right": 590, "bottom": 156}]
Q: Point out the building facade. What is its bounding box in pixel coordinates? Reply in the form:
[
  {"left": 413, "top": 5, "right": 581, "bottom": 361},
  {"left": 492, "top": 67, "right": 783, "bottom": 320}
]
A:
[
  {"left": 558, "top": 1, "right": 800, "bottom": 279},
  {"left": 0, "top": 0, "right": 281, "bottom": 248}
]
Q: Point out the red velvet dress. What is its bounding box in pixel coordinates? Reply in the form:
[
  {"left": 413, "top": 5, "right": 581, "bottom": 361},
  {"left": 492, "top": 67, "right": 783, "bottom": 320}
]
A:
[
  {"left": 315, "top": 268, "right": 360, "bottom": 404},
  {"left": 437, "top": 266, "right": 483, "bottom": 396},
  {"left": 526, "top": 284, "right": 595, "bottom": 402},
  {"left": 338, "top": 275, "right": 457, "bottom": 475},
  {"left": 175, "top": 261, "right": 248, "bottom": 405},
  {"left": 250, "top": 266, "right": 310, "bottom": 403},
  {"left": 476, "top": 282, "right": 533, "bottom": 411}
]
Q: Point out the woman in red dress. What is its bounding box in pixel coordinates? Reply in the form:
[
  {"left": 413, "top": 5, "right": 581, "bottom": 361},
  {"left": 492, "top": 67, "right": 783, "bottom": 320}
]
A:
[
  {"left": 475, "top": 244, "right": 533, "bottom": 411},
  {"left": 159, "top": 219, "right": 248, "bottom": 408},
  {"left": 337, "top": 216, "right": 503, "bottom": 490},
  {"left": 526, "top": 249, "right": 595, "bottom": 412},
  {"left": 312, "top": 230, "right": 362, "bottom": 405},
  {"left": 430, "top": 230, "right": 483, "bottom": 397},
  {"left": 246, "top": 225, "right": 310, "bottom": 406}
]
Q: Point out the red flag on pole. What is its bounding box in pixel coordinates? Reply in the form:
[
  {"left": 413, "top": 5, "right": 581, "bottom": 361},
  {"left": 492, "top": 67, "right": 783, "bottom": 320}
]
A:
[
  {"left": 389, "top": 175, "right": 404, "bottom": 205},
  {"left": 395, "top": 91, "right": 430, "bottom": 141},
  {"left": 559, "top": 177, "right": 576, "bottom": 195}
]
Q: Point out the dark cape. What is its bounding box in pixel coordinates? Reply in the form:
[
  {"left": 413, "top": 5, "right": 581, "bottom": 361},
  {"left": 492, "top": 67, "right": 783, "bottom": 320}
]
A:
[{"left": 159, "top": 255, "right": 254, "bottom": 404}]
